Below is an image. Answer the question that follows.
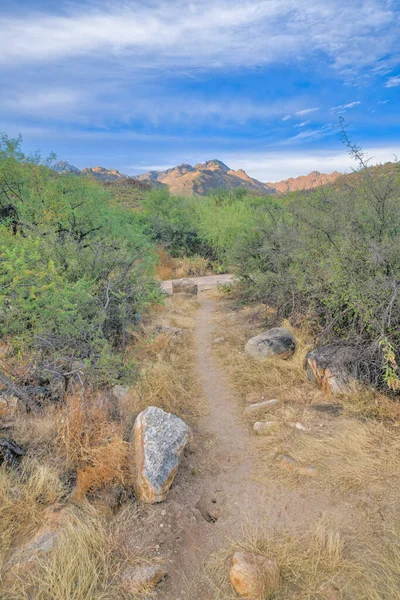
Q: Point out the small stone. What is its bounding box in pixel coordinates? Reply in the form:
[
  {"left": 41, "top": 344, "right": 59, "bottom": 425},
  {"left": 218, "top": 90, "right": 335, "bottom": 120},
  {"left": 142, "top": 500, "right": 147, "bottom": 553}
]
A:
[
  {"left": 275, "top": 454, "right": 316, "bottom": 477},
  {"left": 253, "top": 421, "right": 278, "bottom": 435},
  {"left": 244, "top": 399, "right": 279, "bottom": 417},
  {"left": 120, "top": 563, "right": 167, "bottom": 594},
  {"left": 293, "top": 422, "right": 309, "bottom": 431},
  {"left": 229, "top": 551, "right": 280, "bottom": 599},
  {"left": 245, "top": 392, "right": 265, "bottom": 404},
  {"left": 213, "top": 337, "right": 226, "bottom": 344},
  {"left": 161, "top": 509, "right": 167, "bottom": 516}
]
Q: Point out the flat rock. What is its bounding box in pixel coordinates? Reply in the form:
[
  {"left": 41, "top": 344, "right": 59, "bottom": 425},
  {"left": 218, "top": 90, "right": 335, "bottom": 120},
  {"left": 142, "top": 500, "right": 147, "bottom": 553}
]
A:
[
  {"left": 132, "top": 406, "right": 191, "bottom": 503},
  {"left": 172, "top": 278, "right": 198, "bottom": 295},
  {"left": 245, "top": 327, "right": 295, "bottom": 361},
  {"left": 244, "top": 399, "right": 279, "bottom": 417},
  {"left": 229, "top": 551, "right": 280, "bottom": 599},
  {"left": 120, "top": 563, "right": 167, "bottom": 594}
]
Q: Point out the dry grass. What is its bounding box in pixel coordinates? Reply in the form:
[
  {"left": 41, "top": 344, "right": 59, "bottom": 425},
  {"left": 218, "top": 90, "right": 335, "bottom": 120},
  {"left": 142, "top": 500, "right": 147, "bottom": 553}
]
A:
[
  {"left": 207, "top": 517, "right": 400, "bottom": 599},
  {"left": 3, "top": 504, "right": 141, "bottom": 600},
  {"left": 0, "top": 459, "right": 64, "bottom": 570},
  {"left": 120, "top": 295, "right": 206, "bottom": 426},
  {"left": 212, "top": 302, "right": 323, "bottom": 405},
  {"left": 56, "top": 394, "right": 129, "bottom": 501},
  {"left": 155, "top": 247, "right": 210, "bottom": 280}
]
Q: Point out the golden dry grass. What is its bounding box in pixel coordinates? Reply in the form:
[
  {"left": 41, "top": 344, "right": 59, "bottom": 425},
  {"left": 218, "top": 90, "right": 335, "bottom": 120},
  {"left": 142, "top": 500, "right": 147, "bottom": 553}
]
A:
[
  {"left": 2, "top": 504, "right": 149, "bottom": 600},
  {"left": 120, "top": 295, "right": 206, "bottom": 426},
  {"left": 0, "top": 459, "right": 65, "bottom": 571},
  {"left": 207, "top": 517, "right": 400, "bottom": 599}
]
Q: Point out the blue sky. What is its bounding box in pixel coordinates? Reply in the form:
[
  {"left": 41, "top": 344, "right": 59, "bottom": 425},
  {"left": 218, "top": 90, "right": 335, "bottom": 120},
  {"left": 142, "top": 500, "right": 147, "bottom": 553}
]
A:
[{"left": 1, "top": 0, "right": 399, "bottom": 181}]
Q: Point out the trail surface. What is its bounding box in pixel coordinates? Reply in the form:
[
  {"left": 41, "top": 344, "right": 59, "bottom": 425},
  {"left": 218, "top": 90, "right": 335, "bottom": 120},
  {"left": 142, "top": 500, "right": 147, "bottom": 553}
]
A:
[
  {"left": 157, "top": 297, "right": 335, "bottom": 599},
  {"left": 160, "top": 274, "right": 233, "bottom": 295}
]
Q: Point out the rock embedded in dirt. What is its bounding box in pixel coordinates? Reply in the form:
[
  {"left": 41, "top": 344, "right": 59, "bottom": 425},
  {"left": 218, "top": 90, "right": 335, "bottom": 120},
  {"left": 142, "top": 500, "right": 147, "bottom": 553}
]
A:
[
  {"left": 253, "top": 421, "right": 279, "bottom": 435},
  {"left": 306, "top": 345, "right": 359, "bottom": 394},
  {"left": 132, "top": 406, "right": 191, "bottom": 503},
  {"left": 172, "top": 278, "right": 198, "bottom": 296},
  {"left": 229, "top": 551, "right": 280, "bottom": 599},
  {"left": 119, "top": 563, "right": 167, "bottom": 594},
  {"left": 244, "top": 399, "right": 279, "bottom": 417},
  {"left": 245, "top": 327, "right": 295, "bottom": 361},
  {"left": 213, "top": 337, "right": 226, "bottom": 344}
]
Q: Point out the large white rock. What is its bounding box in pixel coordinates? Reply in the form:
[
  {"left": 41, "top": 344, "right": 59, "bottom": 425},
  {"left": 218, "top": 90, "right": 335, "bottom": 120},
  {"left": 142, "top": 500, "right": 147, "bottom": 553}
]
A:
[{"left": 132, "top": 406, "right": 191, "bottom": 503}]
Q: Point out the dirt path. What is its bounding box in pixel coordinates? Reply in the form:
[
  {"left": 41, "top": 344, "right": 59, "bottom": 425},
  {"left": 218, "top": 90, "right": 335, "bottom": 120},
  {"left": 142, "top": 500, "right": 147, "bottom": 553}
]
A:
[{"left": 157, "top": 297, "right": 338, "bottom": 599}]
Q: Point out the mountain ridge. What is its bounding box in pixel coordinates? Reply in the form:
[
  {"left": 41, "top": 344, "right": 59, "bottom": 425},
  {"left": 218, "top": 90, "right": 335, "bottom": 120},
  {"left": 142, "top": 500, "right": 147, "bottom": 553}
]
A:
[{"left": 52, "top": 160, "right": 342, "bottom": 195}]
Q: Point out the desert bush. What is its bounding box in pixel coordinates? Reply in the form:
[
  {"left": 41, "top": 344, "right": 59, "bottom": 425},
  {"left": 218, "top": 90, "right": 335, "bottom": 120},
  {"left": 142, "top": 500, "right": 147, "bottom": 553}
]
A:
[{"left": 0, "top": 134, "right": 161, "bottom": 388}]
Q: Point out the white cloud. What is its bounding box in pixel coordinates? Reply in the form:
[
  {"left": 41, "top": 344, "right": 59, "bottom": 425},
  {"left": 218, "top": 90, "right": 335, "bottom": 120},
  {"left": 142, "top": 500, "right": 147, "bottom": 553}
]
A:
[
  {"left": 284, "top": 124, "right": 335, "bottom": 144},
  {"left": 223, "top": 146, "right": 400, "bottom": 181},
  {"left": 385, "top": 75, "right": 400, "bottom": 87},
  {"left": 295, "top": 107, "right": 319, "bottom": 116},
  {"left": 331, "top": 101, "right": 361, "bottom": 112},
  {"left": 294, "top": 121, "right": 310, "bottom": 128},
  {"left": 282, "top": 115, "right": 292, "bottom": 121},
  {"left": 0, "top": 0, "right": 398, "bottom": 78}
]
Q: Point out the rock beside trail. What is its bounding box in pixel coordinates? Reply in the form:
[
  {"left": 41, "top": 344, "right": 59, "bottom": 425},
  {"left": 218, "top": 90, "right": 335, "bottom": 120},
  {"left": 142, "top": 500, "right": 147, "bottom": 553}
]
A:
[
  {"left": 243, "top": 399, "right": 279, "bottom": 417},
  {"left": 306, "top": 345, "right": 358, "bottom": 394},
  {"left": 245, "top": 328, "right": 295, "bottom": 360},
  {"left": 229, "top": 551, "right": 280, "bottom": 599},
  {"left": 172, "top": 278, "right": 198, "bottom": 295},
  {"left": 132, "top": 406, "right": 191, "bottom": 503},
  {"left": 253, "top": 421, "right": 279, "bottom": 435},
  {"left": 120, "top": 563, "right": 167, "bottom": 594}
]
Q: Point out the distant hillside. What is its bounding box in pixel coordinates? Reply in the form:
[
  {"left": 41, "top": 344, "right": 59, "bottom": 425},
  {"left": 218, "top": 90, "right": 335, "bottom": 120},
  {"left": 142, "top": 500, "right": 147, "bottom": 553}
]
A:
[
  {"left": 52, "top": 159, "right": 343, "bottom": 196},
  {"left": 136, "top": 159, "right": 275, "bottom": 196},
  {"left": 267, "top": 170, "right": 341, "bottom": 193}
]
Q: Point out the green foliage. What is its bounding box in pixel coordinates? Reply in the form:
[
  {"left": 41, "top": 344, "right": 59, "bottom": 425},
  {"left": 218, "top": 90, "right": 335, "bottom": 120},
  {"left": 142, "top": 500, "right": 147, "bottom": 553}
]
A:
[
  {"left": 0, "top": 135, "right": 160, "bottom": 385},
  {"left": 141, "top": 188, "right": 215, "bottom": 258}
]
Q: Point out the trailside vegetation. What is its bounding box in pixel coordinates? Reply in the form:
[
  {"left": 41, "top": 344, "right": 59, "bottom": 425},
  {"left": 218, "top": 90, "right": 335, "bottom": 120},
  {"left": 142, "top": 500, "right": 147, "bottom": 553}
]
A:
[{"left": 0, "top": 135, "right": 160, "bottom": 399}]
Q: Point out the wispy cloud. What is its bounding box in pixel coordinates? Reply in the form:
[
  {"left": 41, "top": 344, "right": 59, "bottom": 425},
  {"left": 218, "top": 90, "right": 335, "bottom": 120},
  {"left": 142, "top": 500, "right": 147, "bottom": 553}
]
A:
[
  {"left": 385, "top": 75, "right": 400, "bottom": 87},
  {"left": 294, "top": 121, "right": 310, "bottom": 128},
  {"left": 284, "top": 124, "right": 335, "bottom": 144},
  {"left": 282, "top": 115, "right": 292, "bottom": 121},
  {"left": 295, "top": 107, "right": 319, "bottom": 116},
  {"left": 330, "top": 100, "right": 361, "bottom": 112},
  {"left": 0, "top": 0, "right": 398, "bottom": 77}
]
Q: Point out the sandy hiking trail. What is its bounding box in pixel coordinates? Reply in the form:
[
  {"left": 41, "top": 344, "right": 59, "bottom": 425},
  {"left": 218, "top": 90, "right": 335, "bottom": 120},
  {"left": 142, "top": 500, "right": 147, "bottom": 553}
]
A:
[{"left": 155, "top": 296, "right": 340, "bottom": 599}]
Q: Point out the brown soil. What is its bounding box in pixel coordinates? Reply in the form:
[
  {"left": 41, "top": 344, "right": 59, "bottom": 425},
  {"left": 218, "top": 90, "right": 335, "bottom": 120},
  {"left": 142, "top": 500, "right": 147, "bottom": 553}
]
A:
[{"left": 152, "top": 297, "right": 342, "bottom": 599}]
